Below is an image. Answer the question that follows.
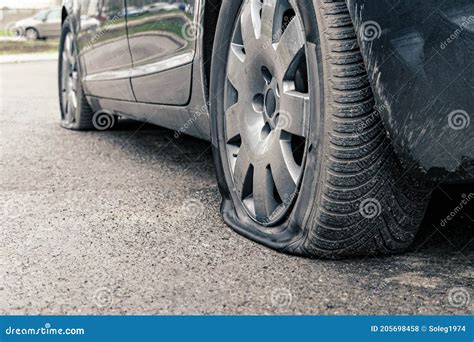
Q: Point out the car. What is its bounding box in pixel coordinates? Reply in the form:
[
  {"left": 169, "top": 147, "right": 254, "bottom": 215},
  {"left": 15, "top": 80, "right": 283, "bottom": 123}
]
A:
[
  {"left": 58, "top": 0, "right": 473, "bottom": 258},
  {"left": 125, "top": 6, "right": 147, "bottom": 17},
  {"left": 15, "top": 7, "right": 62, "bottom": 40}
]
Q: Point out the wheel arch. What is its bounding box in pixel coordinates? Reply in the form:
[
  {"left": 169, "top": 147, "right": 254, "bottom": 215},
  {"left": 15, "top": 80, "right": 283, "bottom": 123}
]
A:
[
  {"left": 347, "top": 0, "right": 474, "bottom": 181},
  {"left": 202, "top": 0, "right": 223, "bottom": 100},
  {"left": 24, "top": 26, "right": 40, "bottom": 38},
  {"left": 62, "top": 6, "right": 68, "bottom": 24}
]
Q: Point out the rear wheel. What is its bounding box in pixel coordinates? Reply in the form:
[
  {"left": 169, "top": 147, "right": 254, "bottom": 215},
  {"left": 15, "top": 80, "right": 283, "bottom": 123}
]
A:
[
  {"left": 210, "top": 0, "right": 431, "bottom": 258},
  {"left": 58, "top": 17, "right": 95, "bottom": 130}
]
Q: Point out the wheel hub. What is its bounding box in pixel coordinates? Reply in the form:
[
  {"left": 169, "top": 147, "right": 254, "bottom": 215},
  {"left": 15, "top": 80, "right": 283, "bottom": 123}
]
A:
[
  {"left": 263, "top": 79, "right": 279, "bottom": 130},
  {"left": 224, "top": 0, "right": 310, "bottom": 225}
]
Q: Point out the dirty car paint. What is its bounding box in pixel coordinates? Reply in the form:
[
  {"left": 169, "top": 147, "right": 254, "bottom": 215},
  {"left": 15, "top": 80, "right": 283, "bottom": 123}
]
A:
[{"left": 347, "top": 0, "right": 474, "bottom": 181}]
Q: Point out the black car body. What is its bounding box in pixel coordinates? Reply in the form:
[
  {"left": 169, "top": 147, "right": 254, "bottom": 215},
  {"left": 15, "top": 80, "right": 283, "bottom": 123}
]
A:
[{"left": 348, "top": 0, "right": 474, "bottom": 181}]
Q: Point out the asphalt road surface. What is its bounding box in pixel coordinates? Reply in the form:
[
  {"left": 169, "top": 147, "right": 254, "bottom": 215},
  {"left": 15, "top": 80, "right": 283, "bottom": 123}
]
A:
[{"left": 0, "top": 61, "right": 472, "bottom": 315}]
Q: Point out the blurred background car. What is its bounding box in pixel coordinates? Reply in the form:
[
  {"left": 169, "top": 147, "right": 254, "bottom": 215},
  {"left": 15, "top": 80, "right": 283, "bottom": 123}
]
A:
[{"left": 14, "top": 7, "right": 62, "bottom": 40}]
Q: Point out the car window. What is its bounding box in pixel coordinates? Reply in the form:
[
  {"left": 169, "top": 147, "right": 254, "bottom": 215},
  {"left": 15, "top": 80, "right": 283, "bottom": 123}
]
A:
[
  {"left": 34, "top": 11, "right": 49, "bottom": 21},
  {"left": 47, "top": 10, "right": 61, "bottom": 21}
]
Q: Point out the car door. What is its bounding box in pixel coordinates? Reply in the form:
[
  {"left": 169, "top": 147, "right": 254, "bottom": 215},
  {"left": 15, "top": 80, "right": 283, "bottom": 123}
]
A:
[
  {"left": 125, "top": 0, "right": 197, "bottom": 105},
  {"left": 77, "top": 0, "right": 135, "bottom": 101},
  {"left": 40, "top": 9, "right": 62, "bottom": 37}
]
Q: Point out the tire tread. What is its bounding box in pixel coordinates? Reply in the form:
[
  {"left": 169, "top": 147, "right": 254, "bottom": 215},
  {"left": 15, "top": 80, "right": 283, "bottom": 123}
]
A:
[{"left": 295, "top": 0, "right": 430, "bottom": 258}]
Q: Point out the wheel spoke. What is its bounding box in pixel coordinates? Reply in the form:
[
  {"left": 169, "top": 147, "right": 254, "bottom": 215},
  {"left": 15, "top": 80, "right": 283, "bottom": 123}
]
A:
[
  {"left": 70, "top": 46, "right": 75, "bottom": 66},
  {"left": 62, "top": 51, "right": 71, "bottom": 84},
  {"left": 240, "top": 1, "right": 261, "bottom": 46},
  {"left": 275, "top": 17, "right": 305, "bottom": 73},
  {"left": 232, "top": 145, "right": 253, "bottom": 198},
  {"left": 225, "top": 103, "right": 242, "bottom": 142},
  {"left": 253, "top": 164, "right": 279, "bottom": 220},
  {"left": 62, "top": 65, "right": 70, "bottom": 112},
  {"left": 62, "top": 92, "right": 68, "bottom": 116},
  {"left": 71, "top": 71, "right": 79, "bottom": 92},
  {"left": 260, "top": 0, "right": 277, "bottom": 40},
  {"left": 271, "top": 142, "right": 299, "bottom": 201},
  {"left": 61, "top": 61, "right": 69, "bottom": 93},
  {"left": 69, "top": 90, "right": 77, "bottom": 111},
  {"left": 62, "top": 51, "right": 69, "bottom": 75},
  {"left": 278, "top": 90, "right": 309, "bottom": 137},
  {"left": 65, "top": 98, "right": 73, "bottom": 121},
  {"left": 227, "top": 43, "right": 246, "bottom": 89},
  {"left": 64, "top": 35, "right": 72, "bottom": 61},
  {"left": 63, "top": 88, "right": 69, "bottom": 112}
]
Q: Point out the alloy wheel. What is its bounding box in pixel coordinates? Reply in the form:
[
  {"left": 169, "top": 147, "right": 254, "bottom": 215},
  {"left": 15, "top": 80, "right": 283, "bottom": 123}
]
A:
[
  {"left": 224, "top": 0, "right": 310, "bottom": 225},
  {"left": 25, "top": 28, "right": 38, "bottom": 40},
  {"left": 61, "top": 32, "right": 79, "bottom": 125}
]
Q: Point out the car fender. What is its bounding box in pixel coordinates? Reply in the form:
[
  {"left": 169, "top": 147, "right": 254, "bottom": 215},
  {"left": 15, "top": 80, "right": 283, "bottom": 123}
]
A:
[{"left": 347, "top": 0, "right": 474, "bottom": 182}]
